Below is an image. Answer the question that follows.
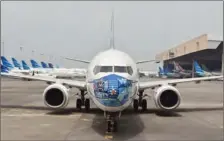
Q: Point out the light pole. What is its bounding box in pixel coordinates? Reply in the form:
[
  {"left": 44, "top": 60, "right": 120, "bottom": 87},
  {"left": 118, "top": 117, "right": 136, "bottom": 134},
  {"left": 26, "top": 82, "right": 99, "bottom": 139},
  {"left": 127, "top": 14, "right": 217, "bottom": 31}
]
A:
[{"left": 1, "top": 41, "right": 4, "bottom": 56}]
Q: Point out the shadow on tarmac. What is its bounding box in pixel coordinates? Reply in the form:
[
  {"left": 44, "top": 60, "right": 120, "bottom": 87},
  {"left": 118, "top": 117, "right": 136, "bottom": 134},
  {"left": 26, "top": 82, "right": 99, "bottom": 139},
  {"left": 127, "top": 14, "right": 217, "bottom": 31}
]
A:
[{"left": 1, "top": 104, "right": 223, "bottom": 140}]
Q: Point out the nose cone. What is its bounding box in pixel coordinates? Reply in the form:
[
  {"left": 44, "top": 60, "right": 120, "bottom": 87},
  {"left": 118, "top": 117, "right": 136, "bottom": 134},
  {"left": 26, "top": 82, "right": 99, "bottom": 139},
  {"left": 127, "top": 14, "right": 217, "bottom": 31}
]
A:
[{"left": 92, "top": 74, "right": 133, "bottom": 107}]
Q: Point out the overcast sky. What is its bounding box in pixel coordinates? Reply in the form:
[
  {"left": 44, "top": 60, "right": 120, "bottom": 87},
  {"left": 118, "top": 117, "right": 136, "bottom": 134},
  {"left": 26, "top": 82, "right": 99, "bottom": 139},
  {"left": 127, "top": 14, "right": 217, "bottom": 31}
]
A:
[{"left": 1, "top": 1, "right": 223, "bottom": 71}]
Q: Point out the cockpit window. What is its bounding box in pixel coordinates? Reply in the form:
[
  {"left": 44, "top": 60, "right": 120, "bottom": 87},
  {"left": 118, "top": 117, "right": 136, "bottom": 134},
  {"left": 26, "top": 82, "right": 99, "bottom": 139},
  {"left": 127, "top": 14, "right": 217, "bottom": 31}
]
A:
[
  {"left": 127, "top": 66, "right": 133, "bottom": 75},
  {"left": 114, "top": 66, "right": 127, "bottom": 73},
  {"left": 114, "top": 66, "right": 133, "bottom": 75},
  {"left": 93, "top": 66, "right": 113, "bottom": 75}
]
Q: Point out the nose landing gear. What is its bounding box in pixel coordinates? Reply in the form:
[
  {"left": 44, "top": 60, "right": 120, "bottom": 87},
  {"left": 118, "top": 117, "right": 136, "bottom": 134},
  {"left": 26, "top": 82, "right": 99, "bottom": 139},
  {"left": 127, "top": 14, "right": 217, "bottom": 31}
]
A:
[
  {"left": 105, "top": 112, "right": 120, "bottom": 132},
  {"left": 76, "top": 90, "right": 90, "bottom": 112}
]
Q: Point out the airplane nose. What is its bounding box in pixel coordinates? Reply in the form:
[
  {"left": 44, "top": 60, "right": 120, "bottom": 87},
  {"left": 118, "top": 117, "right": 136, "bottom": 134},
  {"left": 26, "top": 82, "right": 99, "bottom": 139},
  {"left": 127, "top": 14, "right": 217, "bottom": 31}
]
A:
[{"left": 92, "top": 74, "right": 132, "bottom": 107}]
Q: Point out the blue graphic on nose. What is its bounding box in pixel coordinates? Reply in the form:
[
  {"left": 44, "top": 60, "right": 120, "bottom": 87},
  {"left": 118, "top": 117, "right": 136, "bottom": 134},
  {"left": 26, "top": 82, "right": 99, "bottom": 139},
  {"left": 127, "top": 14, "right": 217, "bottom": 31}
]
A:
[{"left": 92, "top": 74, "right": 132, "bottom": 107}]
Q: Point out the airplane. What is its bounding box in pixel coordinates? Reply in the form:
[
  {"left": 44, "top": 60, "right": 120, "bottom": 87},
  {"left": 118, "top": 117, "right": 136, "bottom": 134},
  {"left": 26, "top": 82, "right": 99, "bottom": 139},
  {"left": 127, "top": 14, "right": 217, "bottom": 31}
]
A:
[
  {"left": 193, "top": 61, "right": 214, "bottom": 77},
  {"left": 1, "top": 64, "right": 9, "bottom": 73},
  {"left": 173, "top": 61, "right": 192, "bottom": 78},
  {"left": 41, "top": 61, "right": 49, "bottom": 68},
  {"left": 201, "top": 63, "right": 222, "bottom": 76},
  {"left": 160, "top": 65, "right": 182, "bottom": 78},
  {"left": 29, "top": 58, "right": 86, "bottom": 78},
  {"left": 1, "top": 56, "right": 31, "bottom": 75},
  {"left": 1, "top": 12, "right": 223, "bottom": 132},
  {"left": 12, "top": 57, "right": 22, "bottom": 69}
]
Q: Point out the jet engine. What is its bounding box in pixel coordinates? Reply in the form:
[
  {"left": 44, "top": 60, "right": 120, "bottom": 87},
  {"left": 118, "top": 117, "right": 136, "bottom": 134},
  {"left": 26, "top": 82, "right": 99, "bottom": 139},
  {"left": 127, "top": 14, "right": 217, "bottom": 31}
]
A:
[
  {"left": 153, "top": 85, "right": 181, "bottom": 110},
  {"left": 43, "top": 83, "right": 70, "bottom": 108}
]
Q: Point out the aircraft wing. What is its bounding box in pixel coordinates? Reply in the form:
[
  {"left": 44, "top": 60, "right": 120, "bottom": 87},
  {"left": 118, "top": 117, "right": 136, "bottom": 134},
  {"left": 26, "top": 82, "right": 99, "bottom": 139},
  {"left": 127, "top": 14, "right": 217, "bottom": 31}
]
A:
[
  {"left": 1, "top": 72, "right": 86, "bottom": 90},
  {"left": 136, "top": 60, "right": 159, "bottom": 64},
  {"left": 64, "top": 57, "right": 90, "bottom": 64},
  {"left": 139, "top": 75, "right": 223, "bottom": 91}
]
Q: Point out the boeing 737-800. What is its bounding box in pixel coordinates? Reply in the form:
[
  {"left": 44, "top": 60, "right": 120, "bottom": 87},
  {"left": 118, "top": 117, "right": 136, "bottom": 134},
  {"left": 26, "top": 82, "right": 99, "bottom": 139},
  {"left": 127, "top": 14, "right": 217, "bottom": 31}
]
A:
[{"left": 1, "top": 13, "right": 223, "bottom": 132}]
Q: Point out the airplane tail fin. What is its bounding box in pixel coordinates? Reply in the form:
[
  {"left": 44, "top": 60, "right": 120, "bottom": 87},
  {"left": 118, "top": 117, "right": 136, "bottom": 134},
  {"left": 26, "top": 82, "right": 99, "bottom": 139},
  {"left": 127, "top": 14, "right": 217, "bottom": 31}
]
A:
[
  {"left": 55, "top": 64, "right": 60, "bottom": 68},
  {"left": 22, "top": 60, "right": 30, "bottom": 70},
  {"left": 193, "top": 60, "right": 204, "bottom": 73},
  {"left": 12, "top": 57, "right": 22, "bottom": 69},
  {"left": 159, "top": 67, "right": 165, "bottom": 75},
  {"left": 173, "top": 61, "right": 185, "bottom": 72},
  {"left": 41, "top": 62, "right": 48, "bottom": 68},
  {"left": 1, "top": 64, "right": 9, "bottom": 73},
  {"left": 48, "top": 63, "right": 54, "bottom": 68},
  {"left": 30, "top": 59, "right": 41, "bottom": 68},
  {"left": 110, "top": 9, "right": 115, "bottom": 49},
  {"left": 1, "top": 56, "right": 14, "bottom": 70}
]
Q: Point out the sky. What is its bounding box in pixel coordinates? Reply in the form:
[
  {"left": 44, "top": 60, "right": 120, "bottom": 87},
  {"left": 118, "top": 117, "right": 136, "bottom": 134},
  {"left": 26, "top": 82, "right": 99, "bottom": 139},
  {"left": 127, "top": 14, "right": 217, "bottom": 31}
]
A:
[{"left": 1, "top": 1, "right": 223, "bottom": 71}]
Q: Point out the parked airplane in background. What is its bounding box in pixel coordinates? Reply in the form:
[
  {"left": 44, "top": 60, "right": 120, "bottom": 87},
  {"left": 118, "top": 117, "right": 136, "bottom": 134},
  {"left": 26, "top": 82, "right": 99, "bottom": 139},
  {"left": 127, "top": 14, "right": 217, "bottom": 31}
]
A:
[
  {"left": 30, "top": 58, "right": 86, "bottom": 78},
  {"left": 173, "top": 61, "right": 192, "bottom": 78},
  {"left": 1, "top": 56, "right": 31, "bottom": 75},
  {"left": 1, "top": 12, "right": 223, "bottom": 132},
  {"left": 138, "top": 70, "right": 158, "bottom": 78},
  {"left": 201, "top": 63, "right": 222, "bottom": 76},
  {"left": 41, "top": 61, "right": 49, "bottom": 68},
  {"left": 159, "top": 65, "right": 182, "bottom": 78},
  {"left": 193, "top": 61, "right": 214, "bottom": 77}
]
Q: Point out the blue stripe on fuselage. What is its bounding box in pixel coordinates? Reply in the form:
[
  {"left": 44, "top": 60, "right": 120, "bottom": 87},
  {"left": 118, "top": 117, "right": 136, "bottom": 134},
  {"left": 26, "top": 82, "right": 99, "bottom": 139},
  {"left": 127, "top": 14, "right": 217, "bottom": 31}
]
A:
[{"left": 90, "top": 74, "right": 132, "bottom": 107}]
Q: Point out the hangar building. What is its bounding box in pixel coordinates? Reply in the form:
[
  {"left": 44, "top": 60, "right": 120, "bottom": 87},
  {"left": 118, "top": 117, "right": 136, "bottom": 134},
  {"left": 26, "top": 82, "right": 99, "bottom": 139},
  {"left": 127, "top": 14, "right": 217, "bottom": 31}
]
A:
[{"left": 155, "top": 34, "right": 223, "bottom": 72}]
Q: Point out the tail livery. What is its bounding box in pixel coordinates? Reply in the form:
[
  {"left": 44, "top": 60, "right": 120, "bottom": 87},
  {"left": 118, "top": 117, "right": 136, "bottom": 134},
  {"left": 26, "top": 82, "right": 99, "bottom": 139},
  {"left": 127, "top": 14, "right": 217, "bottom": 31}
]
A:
[
  {"left": 12, "top": 57, "right": 22, "bottom": 69},
  {"left": 48, "top": 63, "right": 54, "bottom": 68},
  {"left": 193, "top": 61, "right": 205, "bottom": 77},
  {"left": 173, "top": 61, "right": 185, "bottom": 72},
  {"left": 30, "top": 59, "right": 41, "bottom": 68},
  {"left": 1, "top": 56, "right": 14, "bottom": 70},
  {"left": 22, "top": 60, "right": 30, "bottom": 70},
  {"left": 41, "top": 62, "right": 48, "bottom": 68},
  {"left": 1, "top": 64, "right": 9, "bottom": 73}
]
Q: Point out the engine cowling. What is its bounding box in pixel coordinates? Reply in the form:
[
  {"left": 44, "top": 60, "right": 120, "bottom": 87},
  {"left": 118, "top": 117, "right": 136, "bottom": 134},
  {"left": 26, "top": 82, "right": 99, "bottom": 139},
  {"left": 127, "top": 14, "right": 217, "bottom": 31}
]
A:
[
  {"left": 153, "top": 85, "right": 181, "bottom": 110},
  {"left": 43, "top": 83, "right": 70, "bottom": 108}
]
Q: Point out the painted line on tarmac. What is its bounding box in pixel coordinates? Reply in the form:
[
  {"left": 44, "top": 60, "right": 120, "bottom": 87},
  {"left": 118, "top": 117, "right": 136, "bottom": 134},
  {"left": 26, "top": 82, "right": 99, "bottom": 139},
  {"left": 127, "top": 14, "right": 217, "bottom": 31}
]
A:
[{"left": 2, "top": 113, "right": 81, "bottom": 117}]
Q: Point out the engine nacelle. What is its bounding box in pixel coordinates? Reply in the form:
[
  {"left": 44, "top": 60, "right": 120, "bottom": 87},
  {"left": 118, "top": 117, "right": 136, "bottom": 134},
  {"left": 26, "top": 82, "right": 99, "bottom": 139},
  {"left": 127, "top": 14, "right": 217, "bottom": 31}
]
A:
[
  {"left": 153, "top": 85, "right": 181, "bottom": 111},
  {"left": 43, "top": 83, "right": 70, "bottom": 109}
]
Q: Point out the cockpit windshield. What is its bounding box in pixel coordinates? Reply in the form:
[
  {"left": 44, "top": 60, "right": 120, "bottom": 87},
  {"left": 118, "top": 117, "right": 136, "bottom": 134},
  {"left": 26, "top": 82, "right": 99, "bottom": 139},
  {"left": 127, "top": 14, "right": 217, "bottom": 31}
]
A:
[
  {"left": 93, "top": 65, "right": 133, "bottom": 75},
  {"left": 93, "top": 66, "right": 113, "bottom": 75},
  {"left": 114, "top": 66, "right": 133, "bottom": 75}
]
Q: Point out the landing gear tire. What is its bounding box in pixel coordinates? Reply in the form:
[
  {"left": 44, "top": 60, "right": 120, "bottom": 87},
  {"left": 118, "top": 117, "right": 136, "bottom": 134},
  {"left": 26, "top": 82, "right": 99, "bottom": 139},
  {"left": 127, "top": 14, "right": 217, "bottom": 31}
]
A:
[
  {"left": 107, "top": 121, "right": 118, "bottom": 132},
  {"left": 133, "top": 99, "right": 139, "bottom": 112},
  {"left": 113, "top": 121, "right": 118, "bottom": 132},
  {"left": 76, "top": 99, "right": 82, "bottom": 110},
  {"left": 141, "top": 99, "right": 147, "bottom": 112},
  {"left": 107, "top": 121, "right": 112, "bottom": 132},
  {"left": 84, "top": 99, "right": 90, "bottom": 112}
]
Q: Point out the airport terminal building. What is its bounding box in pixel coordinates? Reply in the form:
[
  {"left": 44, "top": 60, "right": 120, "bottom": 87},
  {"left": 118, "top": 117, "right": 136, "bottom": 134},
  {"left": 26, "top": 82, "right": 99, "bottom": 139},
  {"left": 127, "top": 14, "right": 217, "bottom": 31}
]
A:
[{"left": 155, "top": 34, "right": 223, "bottom": 73}]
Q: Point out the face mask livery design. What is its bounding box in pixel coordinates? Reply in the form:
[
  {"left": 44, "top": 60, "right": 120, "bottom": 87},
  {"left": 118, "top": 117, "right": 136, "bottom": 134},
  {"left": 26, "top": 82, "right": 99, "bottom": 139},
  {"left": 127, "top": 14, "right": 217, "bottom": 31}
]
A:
[{"left": 91, "top": 74, "right": 133, "bottom": 107}]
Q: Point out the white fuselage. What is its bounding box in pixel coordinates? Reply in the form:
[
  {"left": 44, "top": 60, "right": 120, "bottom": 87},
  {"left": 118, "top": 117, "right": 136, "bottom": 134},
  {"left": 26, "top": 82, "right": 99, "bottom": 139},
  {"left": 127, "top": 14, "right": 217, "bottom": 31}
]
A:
[{"left": 86, "top": 49, "right": 139, "bottom": 112}]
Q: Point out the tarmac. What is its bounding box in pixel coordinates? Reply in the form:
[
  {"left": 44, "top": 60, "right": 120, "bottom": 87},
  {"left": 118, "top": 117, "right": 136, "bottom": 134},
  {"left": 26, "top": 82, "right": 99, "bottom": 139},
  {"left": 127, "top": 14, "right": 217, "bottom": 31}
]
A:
[{"left": 1, "top": 77, "right": 223, "bottom": 140}]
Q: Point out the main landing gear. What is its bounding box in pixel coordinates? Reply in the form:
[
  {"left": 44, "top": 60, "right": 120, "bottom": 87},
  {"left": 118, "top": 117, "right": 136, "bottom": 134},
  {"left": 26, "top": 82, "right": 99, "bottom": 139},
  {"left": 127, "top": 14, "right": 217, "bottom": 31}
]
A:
[
  {"left": 105, "top": 112, "right": 121, "bottom": 132},
  {"left": 76, "top": 90, "right": 90, "bottom": 112},
  {"left": 133, "top": 90, "right": 147, "bottom": 112}
]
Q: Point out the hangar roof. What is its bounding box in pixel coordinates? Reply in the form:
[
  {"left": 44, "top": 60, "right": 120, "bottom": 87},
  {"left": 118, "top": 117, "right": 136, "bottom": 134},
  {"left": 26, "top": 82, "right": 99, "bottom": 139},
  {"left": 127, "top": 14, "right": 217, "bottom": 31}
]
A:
[{"left": 155, "top": 34, "right": 223, "bottom": 61}]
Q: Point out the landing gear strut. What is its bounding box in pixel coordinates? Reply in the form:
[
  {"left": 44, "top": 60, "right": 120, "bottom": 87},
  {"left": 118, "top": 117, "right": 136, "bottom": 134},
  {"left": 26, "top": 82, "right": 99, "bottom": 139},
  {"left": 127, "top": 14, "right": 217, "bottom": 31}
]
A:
[
  {"left": 105, "top": 112, "right": 120, "bottom": 132},
  {"left": 133, "top": 90, "right": 147, "bottom": 112},
  {"left": 76, "top": 90, "right": 90, "bottom": 112}
]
